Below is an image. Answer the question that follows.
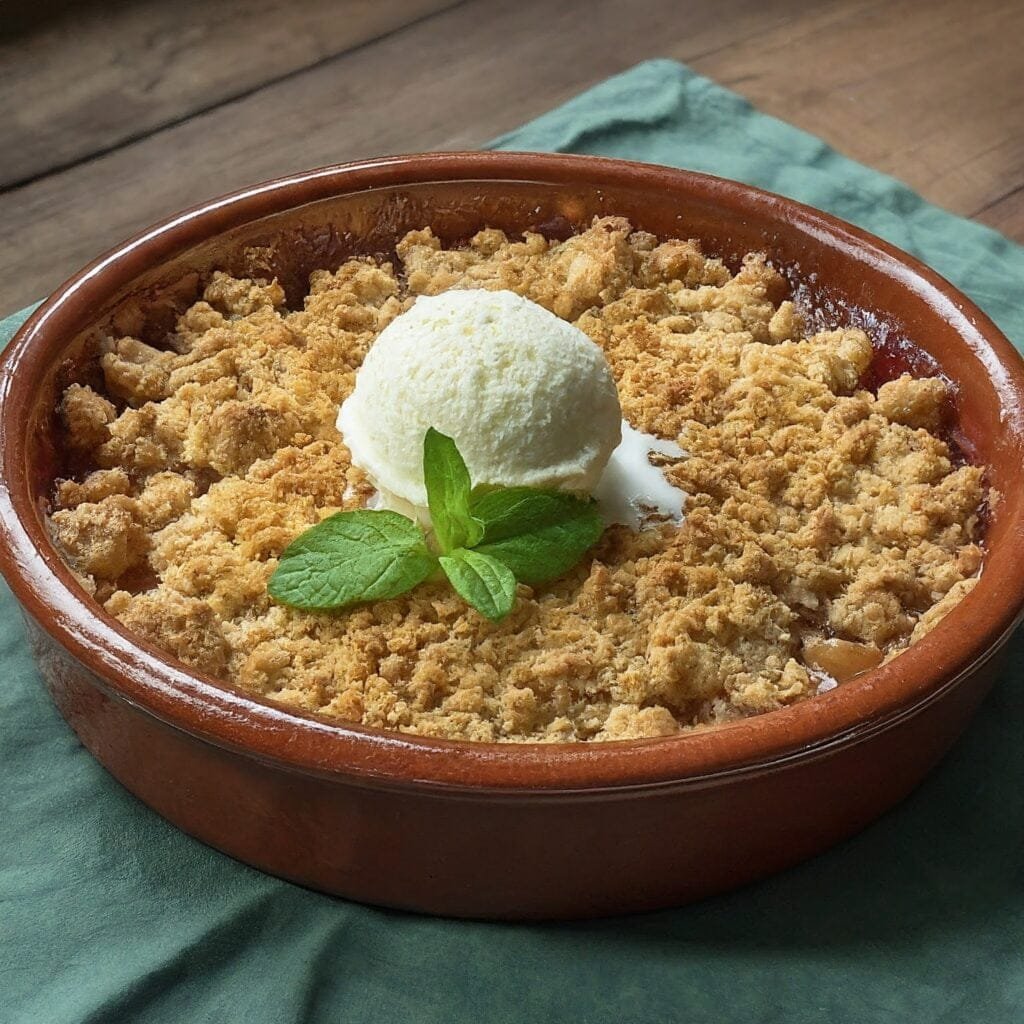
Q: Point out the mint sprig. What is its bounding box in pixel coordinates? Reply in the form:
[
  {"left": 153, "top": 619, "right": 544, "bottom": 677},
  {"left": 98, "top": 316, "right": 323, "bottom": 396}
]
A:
[{"left": 268, "top": 429, "right": 604, "bottom": 621}]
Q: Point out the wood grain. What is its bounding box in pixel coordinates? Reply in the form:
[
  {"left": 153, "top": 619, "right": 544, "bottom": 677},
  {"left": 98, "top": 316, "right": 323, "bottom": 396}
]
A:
[
  {"left": 0, "top": 0, "right": 793, "bottom": 313},
  {"left": 0, "top": 0, "right": 461, "bottom": 186},
  {"left": 976, "top": 187, "right": 1024, "bottom": 242},
  {"left": 695, "top": 0, "right": 1024, "bottom": 226},
  {"left": 1, "top": 0, "right": 1021, "bottom": 315}
]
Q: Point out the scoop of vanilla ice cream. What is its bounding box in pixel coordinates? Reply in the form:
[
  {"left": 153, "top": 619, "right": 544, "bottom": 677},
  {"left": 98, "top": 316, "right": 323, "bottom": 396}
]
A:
[{"left": 337, "top": 289, "right": 622, "bottom": 510}]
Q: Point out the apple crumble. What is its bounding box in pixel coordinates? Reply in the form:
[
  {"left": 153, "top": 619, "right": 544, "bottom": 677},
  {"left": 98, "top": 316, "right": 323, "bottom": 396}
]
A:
[{"left": 48, "top": 218, "right": 987, "bottom": 742}]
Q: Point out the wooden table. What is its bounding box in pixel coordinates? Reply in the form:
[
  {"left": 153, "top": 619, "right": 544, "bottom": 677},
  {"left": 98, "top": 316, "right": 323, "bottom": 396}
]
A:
[{"left": 2, "top": 0, "right": 1021, "bottom": 316}]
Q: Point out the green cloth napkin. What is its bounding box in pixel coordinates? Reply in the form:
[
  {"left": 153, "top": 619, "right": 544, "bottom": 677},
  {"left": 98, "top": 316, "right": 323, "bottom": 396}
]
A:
[{"left": 2, "top": 60, "right": 1023, "bottom": 1024}]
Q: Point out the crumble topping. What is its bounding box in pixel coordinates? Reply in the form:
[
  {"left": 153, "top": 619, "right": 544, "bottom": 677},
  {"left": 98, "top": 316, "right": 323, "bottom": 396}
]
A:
[{"left": 48, "top": 218, "right": 986, "bottom": 742}]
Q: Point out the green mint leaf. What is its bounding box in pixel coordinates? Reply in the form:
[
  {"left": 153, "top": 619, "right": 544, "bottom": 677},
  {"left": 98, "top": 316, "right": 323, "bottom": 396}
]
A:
[
  {"left": 469, "top": 487, "right": 587, "bottom": 543},
  {"left": 438, "top": 548, "right": 517, "bottom": 622},
  {"left": 268, "top": 510, "right": 437, "bottom": 611},
  {"left": 471, "top": 488, "right": 604, "bottom": 585},
  {"left": 423, "top": 428, "right": 484, "bottom": 553}
]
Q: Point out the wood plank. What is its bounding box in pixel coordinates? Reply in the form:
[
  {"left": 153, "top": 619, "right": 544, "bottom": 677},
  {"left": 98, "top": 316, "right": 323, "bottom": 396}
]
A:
[
  {"left": 976, "top": 186, "right": 1024, "bottom": 242},
  {"left": 0, "top": 0, "right": 461, "bottom": 186},
  {"left": 694, "top": 0, "right": 1024, "bottom": 225},
  {"left": 1, "top": 0, "right": 1021, "bottom": 316},
  {"left": 0, "top": 0, "right": 801, "bottom": 313}
]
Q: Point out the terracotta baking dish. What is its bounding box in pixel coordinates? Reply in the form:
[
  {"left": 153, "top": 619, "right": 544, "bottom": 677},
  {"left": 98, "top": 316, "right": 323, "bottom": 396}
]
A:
[{"left": 2, "top": 153, "right": 1023, "bottom": 920}]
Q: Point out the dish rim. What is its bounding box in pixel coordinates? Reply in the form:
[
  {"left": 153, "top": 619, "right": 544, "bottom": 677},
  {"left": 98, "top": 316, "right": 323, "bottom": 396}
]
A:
[{"left": 2, "top": 150, "right": 1023, "bottom": 793}]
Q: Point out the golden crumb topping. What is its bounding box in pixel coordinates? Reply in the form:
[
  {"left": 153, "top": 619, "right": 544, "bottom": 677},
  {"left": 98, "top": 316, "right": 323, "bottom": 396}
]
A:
[{"left": 48, "top": 218, "right": 986, "bottom": 742}]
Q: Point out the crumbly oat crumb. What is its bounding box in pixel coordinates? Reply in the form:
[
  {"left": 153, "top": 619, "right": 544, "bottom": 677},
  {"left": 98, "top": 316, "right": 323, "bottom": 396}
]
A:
[{"left": 48, "top": 218, "right": 986, "bottom": 742}]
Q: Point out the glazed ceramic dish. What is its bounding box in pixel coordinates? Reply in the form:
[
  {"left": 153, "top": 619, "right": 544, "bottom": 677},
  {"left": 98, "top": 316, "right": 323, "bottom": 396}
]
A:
[{"left": 2, "top": 153, "right": 1023, "bottom": 919}]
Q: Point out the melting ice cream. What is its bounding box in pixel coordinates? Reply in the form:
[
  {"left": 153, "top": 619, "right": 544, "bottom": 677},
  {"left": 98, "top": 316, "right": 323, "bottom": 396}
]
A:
[{"left": 338, "top": 289, "right": 685, "bottom": 528}]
